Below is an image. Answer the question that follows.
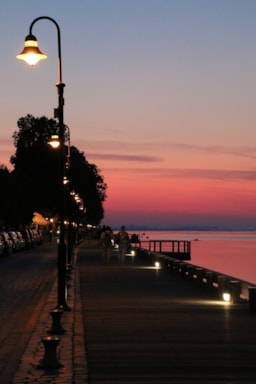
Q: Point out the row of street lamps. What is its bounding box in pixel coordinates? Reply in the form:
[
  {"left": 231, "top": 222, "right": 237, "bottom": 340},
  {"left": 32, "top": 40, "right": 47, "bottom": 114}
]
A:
[{"left": 17, "top": 16, "right": 71, "bottom": 310}]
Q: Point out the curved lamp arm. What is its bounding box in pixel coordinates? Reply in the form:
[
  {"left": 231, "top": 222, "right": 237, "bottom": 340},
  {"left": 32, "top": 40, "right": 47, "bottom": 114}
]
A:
[{"left": 17, "top": 16, "right": 63, "bottom": 84}]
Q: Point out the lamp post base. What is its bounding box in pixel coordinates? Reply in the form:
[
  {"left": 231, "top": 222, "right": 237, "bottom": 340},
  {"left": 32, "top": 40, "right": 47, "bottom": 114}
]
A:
[
  {"left": 57, "top": 242, "right": 71, "bottom": 311},
  {"left": 55, "top": 304, "right": 72, "bottom": 312}
]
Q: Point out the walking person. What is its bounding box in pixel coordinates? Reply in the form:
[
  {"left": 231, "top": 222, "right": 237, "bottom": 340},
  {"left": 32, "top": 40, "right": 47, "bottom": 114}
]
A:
[
  {"left": 99, "top": 226, "right": 114, "bottom": 265},
  {"left": 116, "top": 225, "right": 130, "bottom": 265}
]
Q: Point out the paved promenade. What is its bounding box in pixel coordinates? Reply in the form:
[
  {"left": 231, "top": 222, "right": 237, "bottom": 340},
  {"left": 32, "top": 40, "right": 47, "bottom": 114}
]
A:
[
  {"left": 11, "top": 243, "right": 88, "bottom": 384},
  {"left": 9, "top": 241, "right": 256, "bottom": 383}
]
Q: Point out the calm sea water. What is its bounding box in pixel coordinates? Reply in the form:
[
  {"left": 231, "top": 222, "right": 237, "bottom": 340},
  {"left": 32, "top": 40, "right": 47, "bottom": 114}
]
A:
[{"left": 134, "top": 230, "right": 256, "bottom": 284}]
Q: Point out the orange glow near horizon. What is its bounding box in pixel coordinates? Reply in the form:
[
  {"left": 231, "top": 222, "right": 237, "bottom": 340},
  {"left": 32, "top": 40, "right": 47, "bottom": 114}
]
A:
[
  {"left": 102, "top": 164, "right": 256, "bottom": 227},
  {"left": 2, "top": 133, "right": 256, "bottom": 228}
]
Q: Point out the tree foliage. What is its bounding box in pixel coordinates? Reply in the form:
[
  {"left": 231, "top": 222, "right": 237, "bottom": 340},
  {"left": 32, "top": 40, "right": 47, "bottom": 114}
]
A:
[
  {"left": 68, "top": 146, "right": 107, "bottom": 225},
  {"left": 0, "top": 114, "right": 107, "bottom": 229},
  {"left": 0, "top": 166, "right": 12, "bottom": 228}
]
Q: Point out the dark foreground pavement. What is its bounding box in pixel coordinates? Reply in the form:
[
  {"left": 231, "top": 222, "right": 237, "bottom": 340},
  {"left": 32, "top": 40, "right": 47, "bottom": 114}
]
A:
[
  {"left": 10, "top": 242, "right": 88, "bottom": 384},
  {"left": 9, "top": 241, "right": 256, "bottom": 383}
]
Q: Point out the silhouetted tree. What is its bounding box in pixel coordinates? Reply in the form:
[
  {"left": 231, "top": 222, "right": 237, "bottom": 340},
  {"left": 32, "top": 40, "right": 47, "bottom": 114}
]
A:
[
  {"left": 0, "top": 166, "right": 10, "bottom": 229},
  {"left": 8, "top": 114, "right": 107, "bottom": 227},
  {"left": 11, "top": 115, "right": 60, "bottom": 218}
]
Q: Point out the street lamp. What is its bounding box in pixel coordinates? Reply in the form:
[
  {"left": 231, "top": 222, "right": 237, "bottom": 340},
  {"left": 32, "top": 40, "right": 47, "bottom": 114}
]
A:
[
  {"left": 49, "top": 126, "right": 74, "bottom": 267},
  {"left": 63, "top": 126, "right": 74, "bottom": 267},
  {"left": 17, "top": 16, "right": 70, "bottom": 310},
  {"left": 49, "top": 134, "right": 61, "bottom": 149}
]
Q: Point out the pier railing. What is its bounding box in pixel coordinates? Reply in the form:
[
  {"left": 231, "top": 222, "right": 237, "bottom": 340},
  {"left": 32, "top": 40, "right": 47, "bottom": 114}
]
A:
[
  {"left": 133, "top": 240, "right": 191, "bottom": 260},
  {"left": 135, "top": 246, "right": 256, "bottom": 312}
]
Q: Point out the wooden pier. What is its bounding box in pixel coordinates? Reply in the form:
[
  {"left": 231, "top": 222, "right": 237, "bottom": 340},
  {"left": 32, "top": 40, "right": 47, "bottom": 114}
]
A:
[{"left": 132, "top": 239, "right": 191, "bottom": 260}]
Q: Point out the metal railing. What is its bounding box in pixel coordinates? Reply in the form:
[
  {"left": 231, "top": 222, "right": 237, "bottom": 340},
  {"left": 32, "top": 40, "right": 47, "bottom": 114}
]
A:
[{"left": 137, "top": 240, "right": 191, "bottom": 260}]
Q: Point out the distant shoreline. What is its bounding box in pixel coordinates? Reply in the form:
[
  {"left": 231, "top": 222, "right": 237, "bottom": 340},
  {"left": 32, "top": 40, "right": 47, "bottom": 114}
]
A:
[{"left": 111, "top": 226, "right": 256, "bottom": 232}]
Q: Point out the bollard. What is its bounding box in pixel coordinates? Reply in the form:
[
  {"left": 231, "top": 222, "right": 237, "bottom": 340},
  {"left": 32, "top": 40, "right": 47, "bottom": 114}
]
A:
[
  {"left": 37, "top": 336, "right": 63, "bottom": 369},
  {"left": 168, "top": 259, "right": 175, "bottom": 271},
  {"left": 248, "top": 287, "right": 256, "bottom": 313},
  {"left": 185, "top": 265, "right": 194, "bottom": 279},
  {"left": 173, "top": 260, "right": 181, "bottom": 272},
  {"left": 205, "top": 271, "right": 213, "bottom": 288},
  {"left": 162, "top": 257, "right": 170, "bottom": 269},
  {"left": 195, "top": 267, "right": 204, "bottom": 283},
  {"left": 217, "top": 275, "right": 226, "bottom": 299},
  {"left": 179, "top": 263, "right": 187, "bottom": 277},
  {"left": 230, "top": 280, "right": 241, "bottom": 304},
  {"left": 48, "top": 309, "right": 66, "bottom": 334}
]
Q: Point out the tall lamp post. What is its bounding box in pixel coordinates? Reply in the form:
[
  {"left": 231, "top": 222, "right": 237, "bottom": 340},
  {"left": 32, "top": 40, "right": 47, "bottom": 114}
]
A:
[
  {"left": 50, "top": 126, "right": 74, "bottom": 267},
  {"left": 17, "top": 16, "right": 70, "bottom": 310},
  {"left": 65, "top": 127, "right": 74, "bottom": 267}
]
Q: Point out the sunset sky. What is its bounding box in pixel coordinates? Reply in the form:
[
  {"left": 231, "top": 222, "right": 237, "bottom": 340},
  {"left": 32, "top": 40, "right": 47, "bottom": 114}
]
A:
[{"left": 1, "top": 0, "right": 256, "bottom": 229}]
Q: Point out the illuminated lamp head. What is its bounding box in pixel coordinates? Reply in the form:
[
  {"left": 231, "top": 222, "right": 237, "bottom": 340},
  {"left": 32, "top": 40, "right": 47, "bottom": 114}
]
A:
[{"left": 16, "top": 34, "right": 47, "bottom": 66}]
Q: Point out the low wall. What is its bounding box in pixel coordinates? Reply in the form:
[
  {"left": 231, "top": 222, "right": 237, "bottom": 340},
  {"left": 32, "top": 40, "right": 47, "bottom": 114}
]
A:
[{"left": 135, "top": 247, "right": 256, "bottom": 313}]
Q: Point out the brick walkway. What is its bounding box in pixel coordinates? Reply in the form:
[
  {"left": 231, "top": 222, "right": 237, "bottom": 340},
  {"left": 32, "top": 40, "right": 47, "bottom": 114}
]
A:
[{"left": 11, "top": 246, "right": 88, "bottom": 384}]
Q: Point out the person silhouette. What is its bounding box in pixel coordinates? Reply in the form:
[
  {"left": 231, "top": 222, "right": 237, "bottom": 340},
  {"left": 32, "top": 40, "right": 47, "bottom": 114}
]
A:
[{"left": 116, "top": 225, "right": 130, "bottom": 265}]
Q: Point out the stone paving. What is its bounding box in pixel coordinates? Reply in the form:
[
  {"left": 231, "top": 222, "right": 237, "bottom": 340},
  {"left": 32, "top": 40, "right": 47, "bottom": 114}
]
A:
[
  {"left": 11, "top": 247, "right": 88, "bottom": 384},
  {"left": 0, "top": 243, "right": 58, "bottom": 383}
]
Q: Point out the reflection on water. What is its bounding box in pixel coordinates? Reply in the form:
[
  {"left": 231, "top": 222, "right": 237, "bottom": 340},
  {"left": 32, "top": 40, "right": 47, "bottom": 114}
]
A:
[{"left": 135, "top": 231, "right": 256, "bottom": 284}]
